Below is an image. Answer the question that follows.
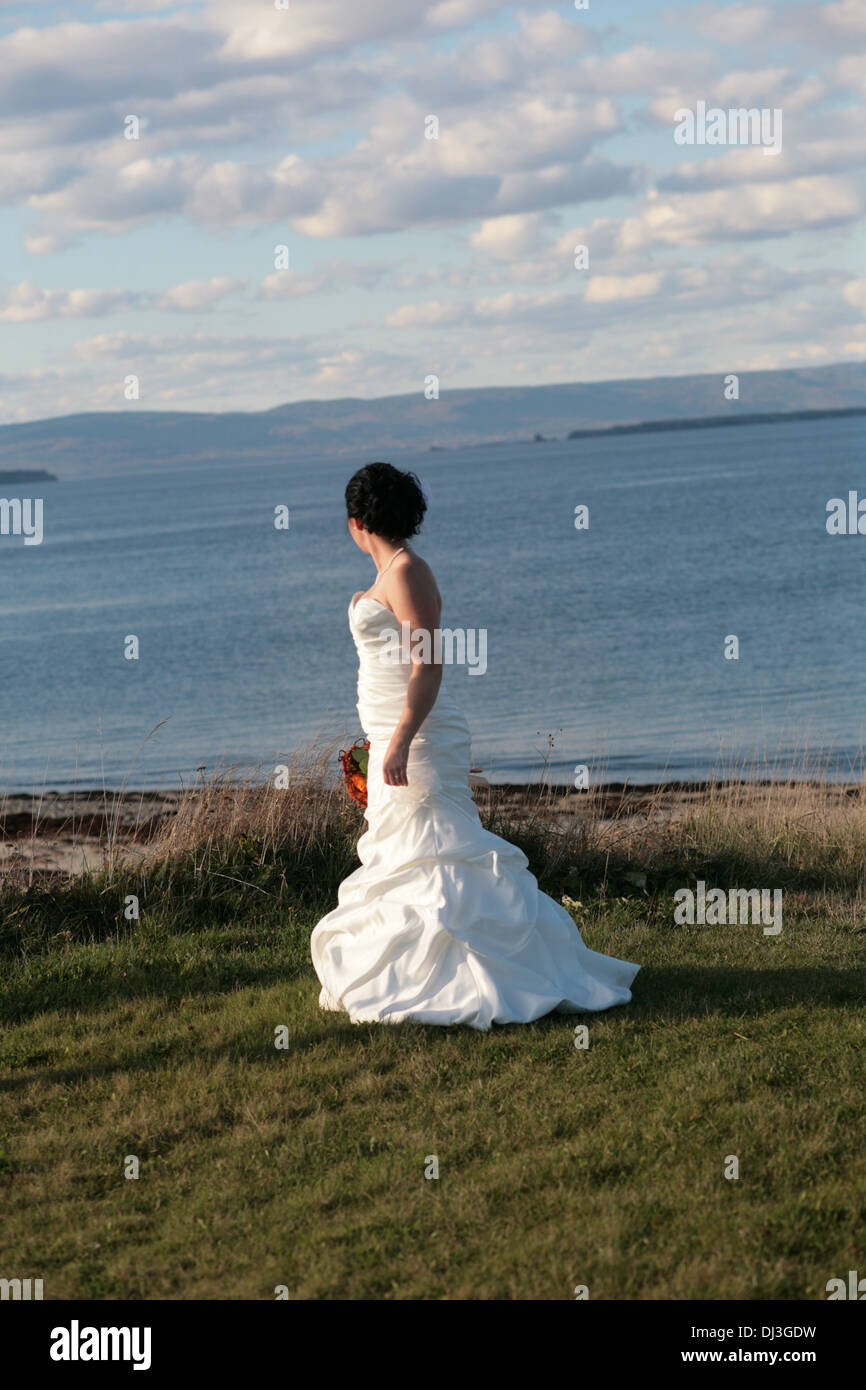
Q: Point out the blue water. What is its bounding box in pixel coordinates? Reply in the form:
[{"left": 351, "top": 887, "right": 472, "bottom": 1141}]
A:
[{"left": 1, "top": 414, "right": 864, "bottom": 789}]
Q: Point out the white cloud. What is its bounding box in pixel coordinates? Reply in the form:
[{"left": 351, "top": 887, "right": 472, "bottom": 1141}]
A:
[
  {"left": 633, "top": 177, "right": 861, "bottom": 247},
  {"left": 657, "top": 108, "right": 866, "bottom": 192},
  {"left": 0, "top": 281, "right": 133, "bottom": 322},
  {"left": 0, "top": 275, "right": 246, "bottom": 321},
  {"left": 584, "top": 272, "right": 663, "bottom": 303},
  {"left": 155, "top": 277, "right": 246, "bottom": 310},
  {"left": 835, "top": 52, "right": 866, "bottom": 98},
  {"left": 690, "top": 3, "right": 773, "bottom": 44},
  {"left": 690, "top": 0, "right": 866, "bottom": 49},
  {"left": 386, "top": 300, "right": 464, "bottom": 327},
  {"left": 469, "top": 211, "right": 555, "bottom": 258},
  {"left": 580, "top": 44, "right": 714, "bottom": 94},
  {"left": 259, "top": 261, "right": 388, "bottom": 298},
  {"left": 214, "top": 0, "right": 418, "bottom": 62},
  {"left": 213, "top": 0, "right": 549, "bottom": 62},
  {"left": 824, "top": 0, "right": 866, "bottom": 42},
  {"left": 843, "top": 279, "right": 866, "bottom": 311}
]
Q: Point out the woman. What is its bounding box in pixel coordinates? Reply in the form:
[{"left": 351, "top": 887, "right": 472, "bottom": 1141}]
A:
[{"left": 311, "top": 462, "right": 639, "bottom": 1030}]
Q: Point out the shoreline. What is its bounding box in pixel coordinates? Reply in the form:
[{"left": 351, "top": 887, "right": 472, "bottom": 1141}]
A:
[
  {"left": 3, "top": 773, "right": 862, "bottom": 801},
  {"left": 2, "top": 778, "right": 863, "bottom": 876}
]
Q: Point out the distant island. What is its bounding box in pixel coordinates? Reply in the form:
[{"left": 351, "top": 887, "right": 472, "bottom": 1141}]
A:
[
  {"left": 566, "top": 406, "right": 866, "bottom": 441},
  {"left": 0, "top": 468, "right": 57, "bottom": 483}
]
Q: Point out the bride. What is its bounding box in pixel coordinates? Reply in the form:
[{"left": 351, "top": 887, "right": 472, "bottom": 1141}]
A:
[{"left": 311, "top": 462, "right": 639, "bottom": 1030}]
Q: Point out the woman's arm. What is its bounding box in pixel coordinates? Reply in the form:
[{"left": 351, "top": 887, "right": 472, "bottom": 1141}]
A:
[{"left": 381, "top": 562, "right": 442, "bottom": 786}]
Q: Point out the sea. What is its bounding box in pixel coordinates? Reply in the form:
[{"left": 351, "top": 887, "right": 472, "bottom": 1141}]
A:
[{"left": 1, "top": 412, "right": 864, "bottom": 790}]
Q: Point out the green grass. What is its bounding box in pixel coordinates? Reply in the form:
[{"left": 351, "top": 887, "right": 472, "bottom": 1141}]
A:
[{"left": 2, "top": 847, "right": 865, "bottom": 1299}]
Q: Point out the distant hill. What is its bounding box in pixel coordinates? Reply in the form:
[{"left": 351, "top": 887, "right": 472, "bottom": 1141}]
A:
[{"left": 0, "top": 362, "right": 863, "bottom": 479}]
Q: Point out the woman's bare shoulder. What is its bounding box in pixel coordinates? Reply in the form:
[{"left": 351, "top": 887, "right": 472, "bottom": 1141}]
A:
[
  {"left": 407, "top": 550, "right": 440, "bottom": 587},
  {"left": 390, "top": 549, "right": 441, "bottom": 605}
]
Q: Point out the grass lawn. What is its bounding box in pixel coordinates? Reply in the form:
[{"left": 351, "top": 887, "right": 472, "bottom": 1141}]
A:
[{"left": 2, "top": 869, "right": 864, "bottom": 1300}]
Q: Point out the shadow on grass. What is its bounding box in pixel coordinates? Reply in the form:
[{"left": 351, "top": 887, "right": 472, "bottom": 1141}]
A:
[
  {"left": 1, "top": 967, "right": 863, "bottom": 1097},
  {"left": 0, "top": 957, "right": 310, "bottom": 1026}
]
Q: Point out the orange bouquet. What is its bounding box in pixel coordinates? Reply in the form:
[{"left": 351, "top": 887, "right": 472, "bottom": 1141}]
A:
[{"left": 339, "top": 738, "right": 370, "bottom": 808}]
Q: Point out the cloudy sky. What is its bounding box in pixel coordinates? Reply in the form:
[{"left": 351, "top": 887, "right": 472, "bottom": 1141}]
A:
[{"left": 0, "top": 0, "right": 864, "bottom": 423}]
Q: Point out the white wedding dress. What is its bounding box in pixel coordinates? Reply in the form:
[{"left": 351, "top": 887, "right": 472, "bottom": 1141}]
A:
[{"left": 310, "top": 594, "right": 640, "bottom": 1030}]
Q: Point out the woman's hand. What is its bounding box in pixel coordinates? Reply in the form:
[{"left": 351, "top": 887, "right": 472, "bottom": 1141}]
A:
[{"left": 383, "top": 733, "right": 411, "bottom": 786}]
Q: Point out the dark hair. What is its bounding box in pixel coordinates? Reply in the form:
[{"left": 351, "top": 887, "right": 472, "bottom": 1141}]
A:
[{"left": 345, "top": 462, "right": 426, "bottom": 540}]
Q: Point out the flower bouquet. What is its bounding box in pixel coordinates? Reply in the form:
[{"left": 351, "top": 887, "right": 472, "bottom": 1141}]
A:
[{"left": 339, "top": 738, "right": 370, "bottom": 808}]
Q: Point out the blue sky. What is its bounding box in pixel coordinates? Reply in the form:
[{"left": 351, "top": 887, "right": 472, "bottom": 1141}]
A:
[{"left": 0, "top": 0, "right": 863, "bottom": 422}]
